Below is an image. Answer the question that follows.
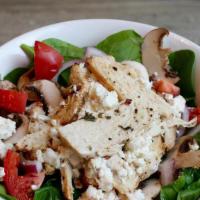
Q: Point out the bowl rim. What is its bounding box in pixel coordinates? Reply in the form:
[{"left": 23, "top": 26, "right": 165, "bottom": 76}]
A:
[{"left": 1, "top": 19, "right": 200, "bottom": 50}]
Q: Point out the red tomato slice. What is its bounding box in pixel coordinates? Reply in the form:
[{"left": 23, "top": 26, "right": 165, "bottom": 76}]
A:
[
  {"left": 34, "top": 41, "right": 64, "bottom": 80},
  {"left": 189, "top": 107, "right": 200, "bottom": 124},
  {"left": 4, "top": 150, "right": 45, "bottom": 200},
  {"left": 153, "top": 79, "right": 180, "bottom": 96},
  {"left": 0, "top": 89, "right": 27, "bottom": 113}
]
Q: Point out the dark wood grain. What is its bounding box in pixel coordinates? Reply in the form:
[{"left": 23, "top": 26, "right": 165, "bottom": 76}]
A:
[{"left": 0, "top": 0, "right": 200, "bottom": 45}]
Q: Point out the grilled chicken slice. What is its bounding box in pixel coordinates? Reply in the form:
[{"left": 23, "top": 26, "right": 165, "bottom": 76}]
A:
[{"left": 53, "top": 64, "right": 89, "bottom": 125}]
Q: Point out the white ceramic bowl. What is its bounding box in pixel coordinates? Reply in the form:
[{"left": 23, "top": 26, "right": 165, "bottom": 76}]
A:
[{"left": 0, "top": 19, "right": 200, "bottom": 104}]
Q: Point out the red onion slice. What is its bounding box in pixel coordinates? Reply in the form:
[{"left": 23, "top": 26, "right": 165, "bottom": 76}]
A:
[
  {"left": 183, "top": 106, "right": 190, "bottom": 121},
  {"left": 53, "top": 59, "right": 83, "bottom": 81},
  {"left": 84, "top": 47, "right": 106, "bottom": 58},
  {"left": 177, "top": 106, "right": 190, "bottom": 137},
  {"left": 22, "top": 160, "right": 43, "bottom": 174},
  {"left": 159, "top": 158, "right": 175, "bottom": 185}
]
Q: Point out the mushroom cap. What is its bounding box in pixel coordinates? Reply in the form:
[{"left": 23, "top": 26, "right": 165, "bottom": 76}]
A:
[
  {"left": 26, "top": 80, "right": 63, "bottom": 115},
  {"left": 142, "top": 28, "right": 179, "bottom": 83}
]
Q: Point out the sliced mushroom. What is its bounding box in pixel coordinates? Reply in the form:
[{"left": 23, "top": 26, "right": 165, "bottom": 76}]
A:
[
  {"left": 0, "top": 80, "right": 16, "bottom": 90},
  {"left": 172, "top": 135, "right": 200, "bottom": 168},
  {"left": 5, "top": 114, "right": 29, "bottom": 144},
  {"left": 142, "top": 28, "right": 179, "bottom": 83},
  {"left": 142, "top": 179, "right": 161, "bottom": 200},
  {"left": 26, "top": 80, "right": 63, "bottom": 115},
  {"left": 160, "top": 135, "right": 200, "bottom": 177},
  {"left": 61, "top": 161, "right": 74, "bottom": 200},
  {"left": 17, "top": 68, "right": 39, "bottom": 101}
]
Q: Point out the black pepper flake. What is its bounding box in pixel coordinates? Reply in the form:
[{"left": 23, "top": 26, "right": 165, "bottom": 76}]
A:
[
  {"left": 108, "top": 137, "right": 112, "bottom": 141},
  {"left": 149, "top": 108, "right": 153, "bottom": 111},
  {"left": 128, "top": 72, "right": 131, "bottom": 76},
  {"left": 105, "top": 116, "right": 111, "bottom": 120},
  {"left": 124, "top": 99, "right": 132, "bottom": 105},
  {"left": 134, "top": 108, "right": 138, "bottom": 114},
  {"left": 114, "top": 109, "right": 120, "bottom": 113},
  {"left": 112, "top": 66, "right": 118, "bottom": 71},
  {"left": 137, "top": 95, "right": 141, "bottom": 99},
  {"left": 83, "top": 112, "right": 96, "bottom": 122},
  {"left": 118, "top": 125, "right": 133, "bottom": 131},
  {"left": 88, "top": 145, "right": 92, "bottom": 151}
]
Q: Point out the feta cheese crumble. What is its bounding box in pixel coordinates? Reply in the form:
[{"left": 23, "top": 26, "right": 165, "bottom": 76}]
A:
[
  {"left": 0, "top": 140, "right": 13, "bottom": 159},
  {"left": 189, "top": 140, "right": 199, "bottom": 151},
  {"left": 82, "top": 186, "right": 119, "bottom": 200},
  {"left": 90, "top": 82, "right": 119, "bottom": 109},
  {"left": 0, "top": 167, "right": 5, "bottom": 181},
  {"left": 127, "top": 189, "right": 145, "bottom": 200},
  {"left": 0, "top": 116, "right": 16, "bottom": 140},
  {"left": 89, "top": 157, "right": 113, "bottom": 192},
  {"left": 36, "top": 148, "right": 61, "bottom": 169}
]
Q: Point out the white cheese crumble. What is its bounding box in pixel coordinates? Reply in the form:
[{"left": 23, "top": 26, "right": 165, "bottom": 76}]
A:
[
  {"left": 0, "top": 167, "right": 5, "bottom": 181},
  {"left": 163, "top": 94, "right": 186, "bottom": 117},
  {"left": 90, "top": 157, "right": 113, "bottom": 192},
  {"left": 90, "top": 82, "right": 119, "bottom": 109},
  {"left": 172, "top": 95, "right": 186, "bottom": 115},
  {"left": 0, "top": 140, "right": 13, "bottom": 159},
  {"left": 189, "top": 140, "right": 199, "bottom": 151},
  {"left": 125, "top": 135, "right": 158, "bottom": 175},
  {"left": 83, "top": 186, "right": 119, "bottom": 200},
  {"left": 0, "top": 116, "right": 16, "bottom": 140},
  {"left": 36, "top": 148, "right": 61, "bottom": 169},
  {"left": 127, "top": 189, "right": 145, "bottom": 200},
  {"left": 31, "top": 184, "right": 40, "bottom": 191},
  {"left": 85, "top": 186, "right": 104, "bottom": 200},
  {"left": 102, "top": 91, "right": 118, "bottom": 108}
]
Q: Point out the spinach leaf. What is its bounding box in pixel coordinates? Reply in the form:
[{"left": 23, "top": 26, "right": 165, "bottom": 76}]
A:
[
  {"left": 57, "top": 68, "right": 71, "bottom": 86},
  {"left": 169, "top": 50, "right": 196, "bottom": 98},
  {"left": 0, "top": 184, "right": 6, "bottom": 195},
  {"left": 34, "top": 186, "right": 62, "bottom": 200},
  {"left": 177, "top": 180, "right": 200, "bottom": 200},
  {"left": 0, "top": 184, "right": 16, "bottom": 200},
  {"left": 185, "top": 96, "right": 196, "bottom": 107},
  {"left": 193, "top": 132, "right": 200, "bottom": 146},
  {"left": 35, "top": 171, "right": 64, "bottom": 200},
  {"left": 4, "top": 67, "right": 29, "bottom": 84},
  {"left": 73, "top": 188, "right": 83, "bottom": 200},
  {"left": 96, "top": 30, "right": 143, "bottom": 62},
  {"left": 20, "top": 44, "right": 34, "bottom": 60},
  {"left": 43, "top": 38, "right": 84, "bottom": 61},
  {"left": 0, "top": 194, "right": 16, "bottom": 200}
]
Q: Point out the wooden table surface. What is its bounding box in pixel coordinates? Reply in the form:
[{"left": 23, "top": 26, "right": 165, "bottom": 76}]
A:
[{"left": 0, "top": 0, "right": 200, "bottom": 45}]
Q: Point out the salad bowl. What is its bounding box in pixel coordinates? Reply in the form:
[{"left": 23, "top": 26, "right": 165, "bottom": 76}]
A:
[{"left": 1, "top": 19, "right": 200, "bottom": 200}]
